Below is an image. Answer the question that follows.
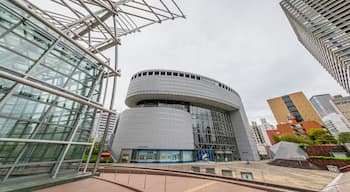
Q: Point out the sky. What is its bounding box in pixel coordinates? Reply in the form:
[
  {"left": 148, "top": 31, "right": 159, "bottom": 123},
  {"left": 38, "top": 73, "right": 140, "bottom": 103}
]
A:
[{"left": 103, "top": 0, "right": 348, "bottom": 125}]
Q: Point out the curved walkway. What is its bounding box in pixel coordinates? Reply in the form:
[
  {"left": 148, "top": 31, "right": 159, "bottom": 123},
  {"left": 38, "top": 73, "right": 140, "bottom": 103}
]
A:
[
  {"left": 98, "top": 173, "right": 266, "bottom": 192},
  {"left": 36, "top": 177, "right": 135, "bottom": 192}
]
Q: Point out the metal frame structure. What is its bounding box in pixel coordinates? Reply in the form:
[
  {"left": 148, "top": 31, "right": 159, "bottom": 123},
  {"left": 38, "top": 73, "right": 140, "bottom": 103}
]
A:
[
  {"left": 22, "top": 0, "right": 185, "bottom": 53},
  {"left": 0, "top": 0, "right": 184, "bottom": 183}
]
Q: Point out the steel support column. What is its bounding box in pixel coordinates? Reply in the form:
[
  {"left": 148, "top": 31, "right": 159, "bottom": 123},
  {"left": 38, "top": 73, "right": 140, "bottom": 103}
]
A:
[{"left": 93, "top": 14, "right": 119, "bottom": 174}]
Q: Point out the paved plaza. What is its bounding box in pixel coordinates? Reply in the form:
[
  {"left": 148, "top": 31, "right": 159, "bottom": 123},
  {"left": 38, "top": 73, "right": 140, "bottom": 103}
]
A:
[
  {"left": 34, "top": 161, "right": 349, "bottom": 192},
  {"left": 113, "top": 160, "right": 339, "bottom": 191},
  {"left": 36, "top": 174, "right": 266, "bottom": 192}
]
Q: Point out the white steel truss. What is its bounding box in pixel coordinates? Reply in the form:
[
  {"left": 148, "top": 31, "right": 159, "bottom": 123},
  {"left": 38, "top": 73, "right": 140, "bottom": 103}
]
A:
[{"left": 21, "top": 0, "right": 185, "bottom": 53}]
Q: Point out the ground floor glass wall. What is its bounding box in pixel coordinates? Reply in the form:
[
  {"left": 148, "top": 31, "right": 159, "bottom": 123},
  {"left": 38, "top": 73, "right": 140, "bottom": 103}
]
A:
[{"left": 122, "top": 149, "right": 194, "bottom": 163}]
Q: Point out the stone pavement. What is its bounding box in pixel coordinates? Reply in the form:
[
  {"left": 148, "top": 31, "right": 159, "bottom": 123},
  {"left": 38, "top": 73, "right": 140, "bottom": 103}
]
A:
[
  {"left": 112, "top": 160, "right": 339, "bottom": 191},
  {"left": 99, "top": 173, "right": 266, "bottom": 192},
  {"left": 37, "top": 174, "right": 267, "bottom": 192},
  {"left": 321, "top": 172, "right": 350, "bottom": 192},
  {"left": 36, "top": 177, "right": 135, "bottom": 192}
]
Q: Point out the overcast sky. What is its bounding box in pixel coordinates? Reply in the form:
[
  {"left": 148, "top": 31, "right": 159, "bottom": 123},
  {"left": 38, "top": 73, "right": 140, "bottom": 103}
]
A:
[{"left": 103, "top": 0, "right": 348, "bottom": 125}]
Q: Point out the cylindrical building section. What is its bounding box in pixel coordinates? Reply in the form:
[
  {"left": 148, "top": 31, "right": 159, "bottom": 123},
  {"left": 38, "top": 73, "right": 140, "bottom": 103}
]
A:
[
  {"left": 111, "top": 107, "right": 194, "bottom": 163},
  {"left": 111, "top": 69, "right": 259, "bottom": 162}
]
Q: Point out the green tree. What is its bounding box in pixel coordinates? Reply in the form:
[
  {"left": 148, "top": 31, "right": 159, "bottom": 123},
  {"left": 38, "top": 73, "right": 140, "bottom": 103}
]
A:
[
  {"left": 308, "top": 128, "right": 337, "bottom": 144},
  {"left": 273, "top": 134, "right": 312, "bottom": 145},
  {"left": 272, "top": 134, "right": 281, "bottom": 143},
  {"left": 338, "top": 132, "right": 350, "bottom": 144}
]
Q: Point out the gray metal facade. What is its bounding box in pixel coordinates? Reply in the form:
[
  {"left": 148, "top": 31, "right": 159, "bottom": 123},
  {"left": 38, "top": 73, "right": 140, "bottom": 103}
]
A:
[
  {"left": 310, "top": 94, "right": 339, "bottom": 118},
  {"left": 111, "top": 107, "right": 194, "bottom": 161},
  {"left": 281, "top": 0, "right": 350, "bottom": 94},
  {"left": 111, "top": 69, "right": 259, "bottom": 162}
]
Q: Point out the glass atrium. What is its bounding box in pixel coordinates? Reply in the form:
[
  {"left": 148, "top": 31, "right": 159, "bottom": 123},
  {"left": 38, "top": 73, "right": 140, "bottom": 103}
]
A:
[{"left": 0, "top": 1, "right": 106, "bottom": 182}]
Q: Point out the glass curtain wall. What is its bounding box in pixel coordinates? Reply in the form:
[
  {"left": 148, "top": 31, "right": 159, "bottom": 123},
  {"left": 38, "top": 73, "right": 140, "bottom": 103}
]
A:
[
  {"left": 0, "top": 1, "right": 104, "bottom": 181},
  {"left": 136, "top": 100, "right": 240, "bottom": 161},
  {"left": 128, "top": 149, "right": 194, "bottom": 163}
]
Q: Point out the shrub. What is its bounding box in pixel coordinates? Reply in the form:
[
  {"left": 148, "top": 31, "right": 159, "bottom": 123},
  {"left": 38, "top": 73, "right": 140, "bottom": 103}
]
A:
[
  {"left": 309, "top": 156, "right": 350, "bottom": 161},
  {"left": 299, "top": 143, "right": 308, "bottom": 151},
  {"left": 338, "top": 132, "right": 350, "bottom": 144},
  {"left": 274, "top": 134, "right": 313, "bottom": 145},
  {"left": 308, "top": 128, "right": 337, "bottom": 144}
]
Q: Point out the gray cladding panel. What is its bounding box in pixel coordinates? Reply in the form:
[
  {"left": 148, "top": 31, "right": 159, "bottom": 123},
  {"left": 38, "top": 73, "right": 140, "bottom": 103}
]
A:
[
  {"left": 115, "top": 70, "right": 260, "bottom": 161},
  {"left": 111, "top": 107, "right": 194, "bottom": 159},
  {"left": 126, "top": 75, "right": 241, "bottom": 110}
]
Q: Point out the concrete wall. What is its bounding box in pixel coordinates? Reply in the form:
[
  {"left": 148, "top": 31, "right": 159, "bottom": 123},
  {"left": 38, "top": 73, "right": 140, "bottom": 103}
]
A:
[{"left": 230, "top": 107, "right": 260, "bottom": 161}]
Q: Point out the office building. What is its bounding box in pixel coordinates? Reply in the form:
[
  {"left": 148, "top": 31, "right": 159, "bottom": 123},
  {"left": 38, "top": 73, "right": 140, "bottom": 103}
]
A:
[
  {"left": 111, "top": 69, "right": 259, "bottom": 163},
  {"left": 310, "top": 94, "right": 350, "bottom": 136},
  {"left": 251, "top": 121, "right": 266, "bottom": 145},
  {"left": 267, "top": 117, "right": 324, "bottom": 145},
  {"left": 280, "top": 0, "right": 350, "bottom": 93},
  {"left": 333, "top": 95, "right": 350, "bottom": 124},
  {"left": 259, "top": 118, "right": 275, "bottom": 146},
  {"left": 0, "top": 0, "right": 184, "bottom": 185},
  {"left": 267, "top": 91, "right": 323, "bottom": 125},
  {"left": 92, "top": 111, "right": 118, "bottom": 147},
  {"left": 323, "top": 113, "right": 350, "bottom": 138},
  {"left": 310, "top": 94, "right": 340, "bottom": 118},
  {"left": 250, "top": 120, "right": 273, "bottom": 158}
]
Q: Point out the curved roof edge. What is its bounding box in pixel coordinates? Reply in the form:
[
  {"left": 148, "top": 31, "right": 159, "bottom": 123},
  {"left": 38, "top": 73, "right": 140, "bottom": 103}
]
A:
[{"left": 130, "top": 69, "right": 241, "bottom": 97}]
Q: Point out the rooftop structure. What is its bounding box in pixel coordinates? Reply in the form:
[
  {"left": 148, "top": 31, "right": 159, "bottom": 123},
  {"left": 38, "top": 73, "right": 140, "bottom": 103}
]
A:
[{"left": 22, "top": 0, "right": 185, "bottom": 55}]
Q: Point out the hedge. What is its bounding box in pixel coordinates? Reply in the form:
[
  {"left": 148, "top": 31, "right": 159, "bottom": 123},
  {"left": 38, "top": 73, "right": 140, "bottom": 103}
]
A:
[{"left": 309, "top": 156, "right": 350, "bottom": 161}]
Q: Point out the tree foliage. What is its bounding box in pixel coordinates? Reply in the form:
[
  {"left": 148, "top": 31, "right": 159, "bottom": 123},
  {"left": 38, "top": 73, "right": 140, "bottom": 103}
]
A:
[
  {"left": 308, "top": 128, "right": 337, "bottom": 144},
  {"left": 273, "top": 134, "right": 313, "bottom": 145},
  {"left": 338, "top": 132, "right": 350, "bottom": 144}
]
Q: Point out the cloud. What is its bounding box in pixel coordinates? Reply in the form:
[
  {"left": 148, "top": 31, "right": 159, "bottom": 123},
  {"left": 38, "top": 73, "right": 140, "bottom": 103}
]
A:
[{"left": 106, "top": 0, "right": 347, "bottom": 124}]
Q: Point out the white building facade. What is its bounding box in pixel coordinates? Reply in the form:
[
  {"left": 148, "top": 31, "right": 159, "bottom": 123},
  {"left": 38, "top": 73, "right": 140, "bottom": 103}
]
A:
[
  {"left": 111, "top": 69, "right": 259, "bottom": 163},
  {"left": 323, "top": 113, "right": 350, "bottom": 138}
]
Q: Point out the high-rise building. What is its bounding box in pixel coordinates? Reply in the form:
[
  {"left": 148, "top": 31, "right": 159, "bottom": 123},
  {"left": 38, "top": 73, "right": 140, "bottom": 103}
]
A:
[
  {"left": 280, "top": 0, "right": 350, "bottom": 93},
  {"left": 333, "top": 95, "right": 350, "bottom": 124},
  {"left": 259, "top": 118, "right": 275, "bottom": 146},
  {"left": 111, "top": 69, "right": 259, "bottom": 163},
  {"left": 0, "top": 0, "right": 184, "bottom": 187},
  {"left": 323, "top": 113, "right": 350, "bottom": 138},
  {"left": 250, "top": 121, "right": 266, "bottom": 145},
  {"left": 267, "top": 91, "right": 323, "bottom": 125},
  {"left": 310, "top": 94, "right": 350, "bottom": 136},
  {"left": 310, "top": 94, "right": 339, "bottom": 118},
  {"left": 92, "top": 111, "right": 118, "bottom": 147}
]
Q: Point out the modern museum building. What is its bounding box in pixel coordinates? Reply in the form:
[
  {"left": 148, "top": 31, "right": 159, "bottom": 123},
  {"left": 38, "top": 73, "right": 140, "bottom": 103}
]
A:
[{"left": 111, "top": 69, "right": 259, "bottom": 163}]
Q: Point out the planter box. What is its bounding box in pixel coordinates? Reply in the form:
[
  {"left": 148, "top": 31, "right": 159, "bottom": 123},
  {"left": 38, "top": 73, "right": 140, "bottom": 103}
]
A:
[
  {"left": 306, "top": 145, "right": 346, "bottom": 156},
  {"left": 308, "top": 159, "right": 350, "bottom": 172}
]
